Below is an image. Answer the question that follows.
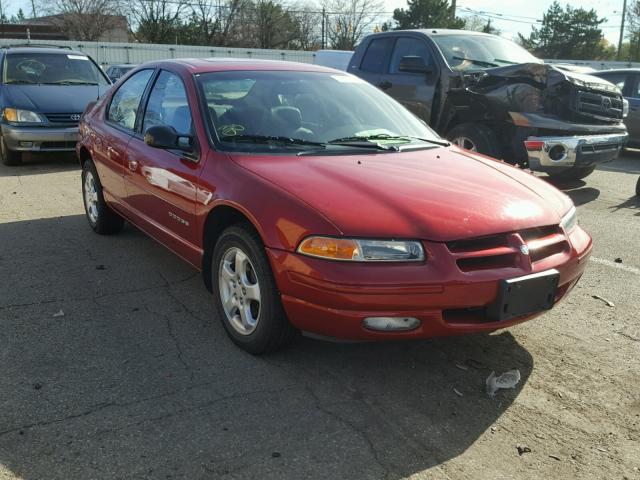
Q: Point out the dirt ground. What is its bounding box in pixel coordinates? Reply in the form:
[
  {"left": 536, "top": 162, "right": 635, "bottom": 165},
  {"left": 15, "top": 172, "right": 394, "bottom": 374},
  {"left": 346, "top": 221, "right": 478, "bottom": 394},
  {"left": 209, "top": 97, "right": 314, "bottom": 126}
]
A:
[{"left": 0, "top": 152, "right": 638, "bottom": 480}]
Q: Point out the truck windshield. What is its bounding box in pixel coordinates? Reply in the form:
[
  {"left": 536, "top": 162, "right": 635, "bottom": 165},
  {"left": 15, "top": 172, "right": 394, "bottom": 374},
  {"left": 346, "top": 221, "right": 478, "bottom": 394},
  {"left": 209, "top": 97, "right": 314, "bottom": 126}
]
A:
[
  {"left": 432, "top": 34, "right": 542, "bottom": 72},
  {"left": 3, "top": 52, "right": 109, "bottom": 85},
  {"left": 197, "top": 70, "right": 444, "bottom": 153}
]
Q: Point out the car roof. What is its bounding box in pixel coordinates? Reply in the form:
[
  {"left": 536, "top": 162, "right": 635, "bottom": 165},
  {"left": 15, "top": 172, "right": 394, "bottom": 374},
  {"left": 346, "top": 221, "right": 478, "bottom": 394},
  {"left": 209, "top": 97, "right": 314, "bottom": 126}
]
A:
[
  {"left": 1, "top": 46, "right": 87, "bottom": 56},
  {"left": 136, "top": 58, "right": 340, "bottom": 75},
  {"left": 365, "top": 29, "right": 495, "bottom": 38},
  {"left": 592, "top": 68, "right": 640, "bottom": 74}
]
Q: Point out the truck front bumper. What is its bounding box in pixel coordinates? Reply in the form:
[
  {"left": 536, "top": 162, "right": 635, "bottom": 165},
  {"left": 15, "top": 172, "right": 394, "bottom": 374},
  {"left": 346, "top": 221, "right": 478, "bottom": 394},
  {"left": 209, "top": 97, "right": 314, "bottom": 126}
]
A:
[
  {"left": 525, "top": 133, "right": 628, "bottom": 172},
  {"left": 1, "top": 124, "right": 79, "bottom": 152}
]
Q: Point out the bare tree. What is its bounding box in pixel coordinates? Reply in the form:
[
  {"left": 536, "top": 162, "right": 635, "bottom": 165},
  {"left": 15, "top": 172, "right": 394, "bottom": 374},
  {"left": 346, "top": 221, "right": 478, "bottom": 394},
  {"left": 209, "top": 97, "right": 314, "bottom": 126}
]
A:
[
  {"left": 127, "top": 0, "right": 185, "bottom": 44},
  {"left": 291, "top": 3, "right": 321, "bottom": 50},
  {"left": 323, "top": 0, "right": 383, "bottom": 50},
  {"left": 188, "top": 0, "right": 246, "bottom": 46},
  {"left": 37, "top": 0, "right": 124, "bottom": 41}
]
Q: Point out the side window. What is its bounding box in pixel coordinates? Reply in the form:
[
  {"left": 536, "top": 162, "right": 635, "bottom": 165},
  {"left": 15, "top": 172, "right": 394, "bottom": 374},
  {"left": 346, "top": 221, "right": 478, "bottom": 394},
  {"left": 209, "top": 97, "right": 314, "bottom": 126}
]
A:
[
  {"left": 107, "top": 69, "right": 153, "bottom": 130},
  {"left": 142, "top": 70, "right": 193, "bottom": 135},
  {"left": 389, "top": 38, "right": 433, "bottom": 74},
  {"left": 630, "top": 75, "right": 640, "bottom": 99},
  {"left": 360, "top": 38, "right": 393, "bottom": 73},
  {"left": 599, "top": 73, "right": 627, "bottom": 92}
]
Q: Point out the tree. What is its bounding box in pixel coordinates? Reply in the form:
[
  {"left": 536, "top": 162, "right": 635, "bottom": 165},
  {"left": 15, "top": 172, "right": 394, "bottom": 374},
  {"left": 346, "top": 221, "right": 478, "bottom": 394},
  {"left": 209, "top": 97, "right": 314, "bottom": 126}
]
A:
[
  {"left": 464, "top": 15, "right": 500, "bottom": 35},
  {"left": 183, "top": 0, "right": 246, "bottom": 46},
  {"left": 128, "top": 0, "right": 185, "bottom": 44},
  {"left": 623, "top": 1, "right": 640, "bottom": 61},
  {"left": 38, "top": 0, "right": 124, "bottom": 41},
  {"left": 392, "top": 0, "right": 464, "bottom": 30},
  {"left": 518, "top": 2, "right": 608, "bottom": 60},
  {"left": 10, "top": 8, "right": 26, "bottom": 23},
  {"left": 323, "top": 0, "right": 383, "bottom": 50},
  {"left": 251, "top": 0, "right": 299, "bottom": 48}
]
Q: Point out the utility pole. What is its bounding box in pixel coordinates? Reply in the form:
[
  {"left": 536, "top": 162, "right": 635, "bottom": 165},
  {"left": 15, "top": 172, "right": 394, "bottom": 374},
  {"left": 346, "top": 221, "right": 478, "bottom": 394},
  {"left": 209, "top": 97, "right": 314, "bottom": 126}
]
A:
[
  {"left": 618, "top": 0, "right": 627, "bottom": 60},
  {"left": 451, "top": 0, "right": 456, "bottom": 19},
  {"left": 321, "top": 7, "right": 326, "bottom": 49}
]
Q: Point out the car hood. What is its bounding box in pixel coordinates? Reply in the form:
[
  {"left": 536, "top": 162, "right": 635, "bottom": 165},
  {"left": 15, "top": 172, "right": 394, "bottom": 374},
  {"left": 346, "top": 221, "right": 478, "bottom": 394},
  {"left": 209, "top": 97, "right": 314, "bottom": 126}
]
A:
[
  {"left": 231, "top": 147, "right": 573, "bottom": 242},
  {"left": 2, "top": 84, "right": 109, "bottom": 114}
]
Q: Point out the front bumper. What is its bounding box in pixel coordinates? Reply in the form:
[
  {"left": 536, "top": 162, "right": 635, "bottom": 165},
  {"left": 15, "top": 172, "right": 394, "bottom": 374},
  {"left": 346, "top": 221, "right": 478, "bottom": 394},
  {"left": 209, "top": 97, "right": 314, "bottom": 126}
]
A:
[
  {"left": 267, "top": 227, "right": 593, "bottom": 341},
  {"left": 1, "top": 124, "right": 79, "bottom": 152},
  {"left": 525, "top": 132, "right": 628, "bottom": 171}
]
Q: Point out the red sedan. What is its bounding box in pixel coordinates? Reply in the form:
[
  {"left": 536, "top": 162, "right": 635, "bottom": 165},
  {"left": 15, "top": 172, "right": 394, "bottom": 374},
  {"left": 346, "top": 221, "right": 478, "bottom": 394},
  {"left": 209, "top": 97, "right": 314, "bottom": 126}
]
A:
[{"left": 77, "top": 59, "right": 592, "bottom": 354}]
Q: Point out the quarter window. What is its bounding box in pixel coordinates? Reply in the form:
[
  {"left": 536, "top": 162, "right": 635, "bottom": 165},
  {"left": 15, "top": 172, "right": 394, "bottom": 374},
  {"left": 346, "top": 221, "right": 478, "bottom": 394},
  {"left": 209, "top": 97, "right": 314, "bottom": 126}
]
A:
[
  {"left": 107, "top": 69, "right": 153, "bottom": 131},
  {"left": 360, "top": 38, "right": 393, "bottom": 73},
  {"left": 390, "top": 38, "right": 433, "bottom": 74},
  {"left": 143, "top": 71, "right": 193, "bottom": 135},
  {"left": 598, "top": 73, "right": 627, "bottom": 92}
]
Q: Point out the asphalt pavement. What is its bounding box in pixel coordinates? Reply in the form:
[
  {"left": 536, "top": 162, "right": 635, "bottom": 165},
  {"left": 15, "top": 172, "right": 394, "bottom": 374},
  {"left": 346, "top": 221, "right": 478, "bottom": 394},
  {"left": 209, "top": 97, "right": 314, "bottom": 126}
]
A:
[{"left": 0, "top": 152, "right": 638, "bottom": 479}]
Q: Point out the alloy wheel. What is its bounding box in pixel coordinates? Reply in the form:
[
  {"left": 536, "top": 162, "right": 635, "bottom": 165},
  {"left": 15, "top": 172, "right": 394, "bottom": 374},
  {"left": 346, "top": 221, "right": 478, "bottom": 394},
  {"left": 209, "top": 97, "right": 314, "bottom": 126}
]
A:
[
  {"left": 218, "top": 247, "right": 262, "bottom": 335},
  {"left": 84, "top": 171, "right": 99, "bottom": 225}
]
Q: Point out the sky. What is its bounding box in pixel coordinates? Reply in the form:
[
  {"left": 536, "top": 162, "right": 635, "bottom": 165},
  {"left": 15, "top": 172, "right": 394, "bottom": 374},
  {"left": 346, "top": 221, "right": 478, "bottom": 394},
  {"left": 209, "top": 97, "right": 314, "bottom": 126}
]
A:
[{"left": 2, "top": 0, "right": 629, "bottom": 46}]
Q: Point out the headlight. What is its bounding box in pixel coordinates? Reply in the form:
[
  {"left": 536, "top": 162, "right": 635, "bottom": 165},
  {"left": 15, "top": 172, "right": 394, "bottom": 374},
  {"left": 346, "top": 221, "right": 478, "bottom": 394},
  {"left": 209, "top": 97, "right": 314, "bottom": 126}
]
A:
[
  {"left": 623, "top": 98, "right": 629, "bottom": 118},
  {"left": 560, "top": 206, "right": 577, "bottom": 233},
  {"left": 297, "top": 236, "right": 425, "bottom": 262},
  {"left": 3, "top": 108, "right": 44, "bottom": 123}
]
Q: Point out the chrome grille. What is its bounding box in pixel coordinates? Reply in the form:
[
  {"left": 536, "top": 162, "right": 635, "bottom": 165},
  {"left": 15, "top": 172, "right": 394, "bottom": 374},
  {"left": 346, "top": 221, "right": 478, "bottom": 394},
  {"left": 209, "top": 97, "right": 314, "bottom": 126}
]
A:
[
  {"left": 573, "top": 89, "right": 623, "bottom": 122},
  {"left": 44, "top": 113, "right": 82, "bottom": 125}
]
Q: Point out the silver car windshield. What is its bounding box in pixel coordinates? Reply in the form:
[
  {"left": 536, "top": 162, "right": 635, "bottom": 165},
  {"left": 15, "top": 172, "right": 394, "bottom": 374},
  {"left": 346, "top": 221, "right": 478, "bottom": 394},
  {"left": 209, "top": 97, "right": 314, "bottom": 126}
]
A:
[
  {"left": 432, "top": 34, "right": 542, "bottom": 72},
  {"left": 197, "top": 70, "right": 444, "bottom": 153}
]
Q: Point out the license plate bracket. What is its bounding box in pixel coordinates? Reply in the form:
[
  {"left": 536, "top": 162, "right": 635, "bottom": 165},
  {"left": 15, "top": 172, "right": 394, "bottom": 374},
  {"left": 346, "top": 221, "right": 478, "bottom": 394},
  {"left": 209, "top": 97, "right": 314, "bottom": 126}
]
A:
[{"left": 486, "top": 269, "right": 560, "bottom": 321}]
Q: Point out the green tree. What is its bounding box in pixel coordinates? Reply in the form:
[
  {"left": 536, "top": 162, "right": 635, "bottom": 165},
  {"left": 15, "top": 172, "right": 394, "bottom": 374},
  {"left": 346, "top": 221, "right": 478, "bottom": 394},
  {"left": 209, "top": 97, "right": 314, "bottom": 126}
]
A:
[
  {"left": 518, "top": 2, "right": 608, "bottom": 60},
  {"left": 392, "top": 0, "right": 465, "bottom": 30}
]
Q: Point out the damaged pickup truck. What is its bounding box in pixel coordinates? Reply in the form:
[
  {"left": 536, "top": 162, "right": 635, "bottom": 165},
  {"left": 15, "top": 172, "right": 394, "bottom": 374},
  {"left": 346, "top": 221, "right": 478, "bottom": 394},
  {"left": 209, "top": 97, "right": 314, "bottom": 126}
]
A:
[{"left": 348, "top": 30, "right": 628, "bottom": 180}]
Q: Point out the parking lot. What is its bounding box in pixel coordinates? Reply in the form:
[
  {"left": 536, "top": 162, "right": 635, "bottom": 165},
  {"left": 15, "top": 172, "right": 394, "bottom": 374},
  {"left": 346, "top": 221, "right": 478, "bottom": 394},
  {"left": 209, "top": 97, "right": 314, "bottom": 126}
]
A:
[{"left": 0, "top": 153, "right": 638, "bottom": 479}]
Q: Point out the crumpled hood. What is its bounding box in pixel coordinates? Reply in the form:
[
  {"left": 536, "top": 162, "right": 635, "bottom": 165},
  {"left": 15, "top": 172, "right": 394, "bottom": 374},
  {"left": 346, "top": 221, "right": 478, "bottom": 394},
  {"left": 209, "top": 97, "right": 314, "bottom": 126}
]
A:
[
  {"left": 232, "top": 147, "right": 573, "bottom": 242},
  {"left": 2, "top": 84, "right": 108, "bottom": 114}
]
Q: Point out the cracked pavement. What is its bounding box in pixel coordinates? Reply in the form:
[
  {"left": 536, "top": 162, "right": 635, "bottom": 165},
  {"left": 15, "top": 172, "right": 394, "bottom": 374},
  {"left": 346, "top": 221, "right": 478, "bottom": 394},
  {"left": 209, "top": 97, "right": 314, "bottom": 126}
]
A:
[{"left": 0, "top": 152, "right": 639, "bottom": 479}]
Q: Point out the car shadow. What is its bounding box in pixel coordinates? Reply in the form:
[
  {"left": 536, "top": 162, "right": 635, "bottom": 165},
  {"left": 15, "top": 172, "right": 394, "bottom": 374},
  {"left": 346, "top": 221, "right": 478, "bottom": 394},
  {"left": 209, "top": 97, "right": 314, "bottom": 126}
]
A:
[
  {"left": 0, "top": 152, "right": 78, "bottom": 177},
  {"left": 610, "top": 195, "right": 640, "bottom": 216},
  {"left": 542, "top": 176, "right": 600, "bottom": 206},
  {"left": 0, "top": 215, "right": 533, "bottom": 480}
]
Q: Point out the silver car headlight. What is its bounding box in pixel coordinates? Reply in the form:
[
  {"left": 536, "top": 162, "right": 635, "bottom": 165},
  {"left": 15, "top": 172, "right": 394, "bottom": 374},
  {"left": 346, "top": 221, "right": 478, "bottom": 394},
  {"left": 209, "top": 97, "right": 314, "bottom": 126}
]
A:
[
  {"left": 560, "top": 206, "right": 577, "bottom": 233},
  {"left": 3, "top": 108, "right": 44, "bottom": 123},
  {"left": 297, "top": 236, "right": 425, "bottom": 262},
  {"left": 623, "top": 98, "right": 629, "bottom": 118}
]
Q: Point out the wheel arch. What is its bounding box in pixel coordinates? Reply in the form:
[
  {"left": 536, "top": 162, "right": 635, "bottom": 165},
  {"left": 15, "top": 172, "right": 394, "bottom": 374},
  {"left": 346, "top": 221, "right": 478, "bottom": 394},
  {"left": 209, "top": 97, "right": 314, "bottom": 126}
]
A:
[
  {"left": 201, "top": 203, "right": 263, "bottom": 292},
  {"left": 78, "top": 145, "right": 92, "bottom": 167}
]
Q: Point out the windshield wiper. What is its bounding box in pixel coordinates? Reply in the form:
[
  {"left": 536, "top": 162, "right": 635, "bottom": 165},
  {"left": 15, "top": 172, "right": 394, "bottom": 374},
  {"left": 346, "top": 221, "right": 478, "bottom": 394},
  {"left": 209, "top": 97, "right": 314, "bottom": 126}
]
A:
[
  {"left": 452, "top": 56, "right": 499, "bottom": 68},
  {"left": 329, "top": 134, "right": 449, "bottom": 148},
  {"left": 42, "top": 81, "right": 100, "bottom": 85},
  {"left": 4, "top": 79, "right": 36, "bottom": 84},
  {"left": 493, "top": 58, "right": 518, "bottom": 65},
  {"left": 219, "top": 134, "right": 326, "bottom": 148}
]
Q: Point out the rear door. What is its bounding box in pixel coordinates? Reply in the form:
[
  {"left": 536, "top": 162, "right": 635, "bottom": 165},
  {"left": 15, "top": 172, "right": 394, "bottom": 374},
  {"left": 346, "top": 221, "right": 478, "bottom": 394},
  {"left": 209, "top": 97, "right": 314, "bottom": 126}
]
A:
[
  {"left": 124, "top": 69, "right": 203, "bottom": 257},
  {"left": 378, "top": 36, "right": 438, "bottom": 124},
  {"left": 354, "top": 37, "right": 394, "bottom": 89},
  {"left": 623, "top": 74, "right": 640, "bottom": 144}
]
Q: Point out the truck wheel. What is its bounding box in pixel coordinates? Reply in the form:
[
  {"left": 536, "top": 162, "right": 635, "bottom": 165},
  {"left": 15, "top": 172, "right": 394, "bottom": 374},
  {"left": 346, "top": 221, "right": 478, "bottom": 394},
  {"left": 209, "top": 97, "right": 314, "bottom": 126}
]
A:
[
  {"left": 447, "top": 123, "right": 502, "bottom": 159},
  {"left": 212, "top": 224, "right": 297, "bottom": 354},
  {"left": 636, "top": 176, "right": 640, "bottom": 197},
  {"left": 82, "top": 159, "right": 124, "bottom": 234},
  {"left": 548, "top": 165, "right": 596, "bottom": 181},
  {"left": 1, "top": 137, "right": 22, "bottom": 166}
]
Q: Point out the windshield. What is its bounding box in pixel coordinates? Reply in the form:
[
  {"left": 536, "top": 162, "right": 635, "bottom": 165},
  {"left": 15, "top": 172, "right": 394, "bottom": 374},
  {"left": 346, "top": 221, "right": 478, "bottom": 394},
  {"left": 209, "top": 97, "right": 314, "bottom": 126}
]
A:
[
  {"left": 432, "top": 34, "right": 541, "bottom": 72},
  {"left": 3, "top": 52, "right": 110, "bottom": 85},
  {"left": 196, "top": 70, "right": 443, "bottom": 153}
]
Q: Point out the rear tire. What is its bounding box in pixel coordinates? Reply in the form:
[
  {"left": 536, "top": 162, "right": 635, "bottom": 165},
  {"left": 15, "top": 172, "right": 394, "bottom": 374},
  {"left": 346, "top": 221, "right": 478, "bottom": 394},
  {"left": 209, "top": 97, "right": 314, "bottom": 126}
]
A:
[
  {"left": 447, "top": 123, "right": 502, "bottom": 159},
  {"left": 1, "top": 137, "right": 22, "bottom": 166},
  {"left": 82, "top": 159, "right": 124, "bottom": 235},
  {"left": 211, "top": 224, "right": 297, "bottom": 354},
  {"left": 547, "top": 165, "right": 596, "bottom": 181}
]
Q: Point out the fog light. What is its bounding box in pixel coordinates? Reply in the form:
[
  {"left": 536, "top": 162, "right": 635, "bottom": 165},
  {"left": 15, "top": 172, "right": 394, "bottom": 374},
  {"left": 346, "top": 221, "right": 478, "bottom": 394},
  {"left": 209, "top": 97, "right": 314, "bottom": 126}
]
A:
[
  {"left": 548, "top": 144, "right": 567, "bottom": 161},
  {"left": 363, "top": 317, "right": 421, "bottom": 332},
  {"left": 19, "top": 141, "right": 33, "bottom": 147}
]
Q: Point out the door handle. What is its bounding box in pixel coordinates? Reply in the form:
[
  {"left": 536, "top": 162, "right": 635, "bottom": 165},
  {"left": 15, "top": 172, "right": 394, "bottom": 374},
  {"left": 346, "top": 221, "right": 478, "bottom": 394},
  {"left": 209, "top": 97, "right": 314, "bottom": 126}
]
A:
[
  {"left": 107, "top": 146, "right": 121, "bottom": 160},
  {"left": 378, "top": 80, "right": 392, "bottom": 90},
  {"left": 128, "top": 159, "right": 138, "bottom": 172}
]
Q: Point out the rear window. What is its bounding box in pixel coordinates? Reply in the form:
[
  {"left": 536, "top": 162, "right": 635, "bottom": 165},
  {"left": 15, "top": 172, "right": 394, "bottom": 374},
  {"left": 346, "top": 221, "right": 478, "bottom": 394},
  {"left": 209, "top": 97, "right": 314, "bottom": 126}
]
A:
[{"left": 3, "top": 52, "right": 109, "bottom": 86}]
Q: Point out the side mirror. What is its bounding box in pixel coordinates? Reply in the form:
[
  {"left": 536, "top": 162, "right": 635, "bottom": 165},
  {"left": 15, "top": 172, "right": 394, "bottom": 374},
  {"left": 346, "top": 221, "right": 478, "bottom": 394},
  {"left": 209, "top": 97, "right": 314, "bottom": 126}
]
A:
[
  {"left": 144, "top": 125, "right": 193, "bottom": 153},
  {"left": 398, "top": 56, "right": 432, "bottom": 74}
]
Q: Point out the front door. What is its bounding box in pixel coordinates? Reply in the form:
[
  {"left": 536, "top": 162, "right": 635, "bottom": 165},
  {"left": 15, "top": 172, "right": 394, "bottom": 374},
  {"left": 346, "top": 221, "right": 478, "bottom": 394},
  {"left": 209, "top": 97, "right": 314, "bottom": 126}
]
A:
[
  {"left": 379, "top": 36, "right": 438, "bottom": 125},
  {"left": 124, "top": 69, "right": 203, "bottom": 259}
]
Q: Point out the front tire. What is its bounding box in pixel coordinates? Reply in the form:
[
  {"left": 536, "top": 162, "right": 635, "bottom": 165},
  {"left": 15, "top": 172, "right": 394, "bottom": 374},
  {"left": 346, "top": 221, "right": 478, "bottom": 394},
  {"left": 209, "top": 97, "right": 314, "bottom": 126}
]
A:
[
  {"left": 547, "top": 165, "right": 596, "bottom": 181},
  {"left": 212, "top": 224, "right": 297, "bottom": 354},
  {"left": 1, "top": 137, "right": 22, "bottom": 166},
  {"left": 82, "top": 159, "right": 124, "bottom": 234},
  {"left": 447, "top": 123, "right": 502, "bottom": 159},
  {"left": 636, "top": 176, "right": 640, "bottom": 197}
]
